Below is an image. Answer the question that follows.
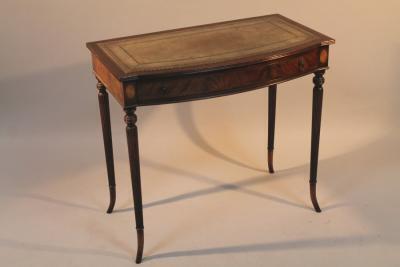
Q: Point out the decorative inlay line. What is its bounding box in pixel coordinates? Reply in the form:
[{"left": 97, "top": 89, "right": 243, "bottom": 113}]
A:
[{"left": 94, "top": 15, "right": 327, "bottom": 76}]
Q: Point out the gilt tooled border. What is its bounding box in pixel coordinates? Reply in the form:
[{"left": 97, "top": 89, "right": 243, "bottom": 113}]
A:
[
  {"left": 97, "top": 16, "right": 321, "bottom": 77},
  {"left": 118, "top": 22, "right": 295, "bottom": 65}
]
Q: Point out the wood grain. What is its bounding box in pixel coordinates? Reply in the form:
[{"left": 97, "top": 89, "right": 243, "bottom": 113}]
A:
[
  {"left": 92, "top": 54, "right": 124, "bottom": 105},
  {"left": 131, "top": 47, "right": 324, "bottom": 106},
  {"left": 89, "top": 14, "right": 335, "bottom": 263},
  {"left": 87, "top": 14, "right": 335, "bottom": 80}
]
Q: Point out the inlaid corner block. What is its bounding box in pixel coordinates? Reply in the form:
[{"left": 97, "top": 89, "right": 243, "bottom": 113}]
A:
[{"left": 86, "top": 14, "right": 335, "bottom": 263}]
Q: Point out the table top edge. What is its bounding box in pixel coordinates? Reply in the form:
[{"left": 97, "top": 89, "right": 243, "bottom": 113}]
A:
[{"left": 87, "top": 14, "right": 335, "bottom": 81}]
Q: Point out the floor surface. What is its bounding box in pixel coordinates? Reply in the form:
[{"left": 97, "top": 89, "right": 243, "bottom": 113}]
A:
[{"left": 1, "top": 77, "right": 399, "bottom": 266}]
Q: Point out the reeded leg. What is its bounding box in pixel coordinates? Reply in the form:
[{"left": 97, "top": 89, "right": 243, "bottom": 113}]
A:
[
  {"left": 125, "top": 108, "right": 144, "bottom": 264},
  {"left": 310, "top": 70, "right": 325, "bottom": 213},
  {"left": 97, "top": 80, "right": 116, "bottom": 214},
  {"left": 268, "top": 84, "right": 277, "bottom": 173}
]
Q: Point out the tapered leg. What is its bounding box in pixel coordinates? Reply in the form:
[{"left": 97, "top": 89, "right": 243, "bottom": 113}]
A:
[
  {"left": 310, "top": 70, "right": 325, "bottom": 213},
  {"left": 268, "top": 84, "right": 277, "bottom": 173},
  {"left": 97, "top": 81, "right": 116, "bottom": 214},
  {"left": 125, "top": 107, "right": 144, "bottom": 264}
]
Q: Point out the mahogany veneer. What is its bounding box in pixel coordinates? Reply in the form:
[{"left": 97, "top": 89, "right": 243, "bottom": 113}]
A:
[{"left": 86, "top": 14, "right": 335, "bottom": 263}]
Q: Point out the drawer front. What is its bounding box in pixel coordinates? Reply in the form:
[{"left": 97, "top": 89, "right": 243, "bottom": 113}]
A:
[{"left": 134, "top": 47, "right": 326, "bottom": 106}]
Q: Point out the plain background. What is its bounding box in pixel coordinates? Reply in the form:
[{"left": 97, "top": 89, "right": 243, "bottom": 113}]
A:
[{"left": 1, "top": 1, "right": 399, "bottom": 266}]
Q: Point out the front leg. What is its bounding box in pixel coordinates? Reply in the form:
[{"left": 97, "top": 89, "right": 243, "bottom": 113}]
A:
[
  {"left": 125, "top": 107, "right": 144, "bottom": 263},
  {"left": 268, "top": 84, "right": 277, "bottom": 173},
  {"left": 309, "top": 70, "right": 325, "bottom": 213},
  {"left": 97, "top": 80, "right": 116, "bottom": 214}
]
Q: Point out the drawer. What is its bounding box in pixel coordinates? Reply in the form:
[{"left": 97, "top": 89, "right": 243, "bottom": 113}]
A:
[
  {"left": 270, "top": 49, "right": 320, "bottom": 80},
  {"left": 133, "top": 47, "right": 325, "bottom": 106}
]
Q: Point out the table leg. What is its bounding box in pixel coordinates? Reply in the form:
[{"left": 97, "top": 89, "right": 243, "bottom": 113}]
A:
[
  {"left": 310, "top": 70, "right": 325, "bottom": 213},
  {"left": 268, "top": 84, "right": 277, "bottom": 173},
  {"left": 97, "top": 81, "right": 116, "bottom": 214},
  {"left": 124, "top": 107, "right": 144, "bottom": 264}
]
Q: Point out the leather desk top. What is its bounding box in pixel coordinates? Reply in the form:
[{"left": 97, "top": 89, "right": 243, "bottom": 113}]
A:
[{"left": 87, "top": 14, "right": 334, "bottom": 81}]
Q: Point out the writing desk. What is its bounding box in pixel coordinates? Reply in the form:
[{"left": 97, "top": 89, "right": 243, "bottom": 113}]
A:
[{"left": 86, "top": 14, "right": 335, "bottom": 263}]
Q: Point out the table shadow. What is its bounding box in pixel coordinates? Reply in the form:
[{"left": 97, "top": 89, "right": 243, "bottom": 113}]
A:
[
  {"left": 115, "top": 159, "right": 345, "bottom": 213},
  {"left": 140, "top": 160, "right": 310, "bottom": 210},
  {"left": 125, "top": 131, "right": 400, "bottom": 262},
  {"left": 144, "top": 234, "right": 381, "bottom": 262},
  {"left": 175, "top": 102, "right": 265, "bottom": 172},
  {"left": 0, "top": 238, "right": 131, "bottom": 261},
  {"left": 1, "top": 192, "right": 102, "bottom": 212}
]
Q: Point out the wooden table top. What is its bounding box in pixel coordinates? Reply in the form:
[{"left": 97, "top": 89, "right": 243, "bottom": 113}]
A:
[{"left": 87, "top": 14, "right": 334, "bottom": 81}]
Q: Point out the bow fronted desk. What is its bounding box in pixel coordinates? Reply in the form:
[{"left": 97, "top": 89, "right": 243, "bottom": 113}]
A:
[{"left": 86, "top": 14, "right": 335, "bottom": 263}]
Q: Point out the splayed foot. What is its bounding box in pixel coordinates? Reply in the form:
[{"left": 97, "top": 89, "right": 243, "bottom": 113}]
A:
[
  {"left": 135, "top": 229, "right": 144, "bottom": 263},
  {"left": 310, "top": 182, "right": 321, "bottom": 213}
]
